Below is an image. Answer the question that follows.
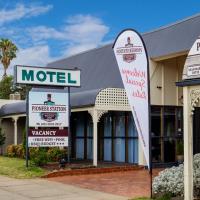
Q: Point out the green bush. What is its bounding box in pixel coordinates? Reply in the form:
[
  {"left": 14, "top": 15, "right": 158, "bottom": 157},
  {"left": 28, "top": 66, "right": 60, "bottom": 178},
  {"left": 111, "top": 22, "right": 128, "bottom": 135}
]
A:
[
  {"left": 30, "top": 148, "right": 48, "bottom": 166},
  {"left": 6, "top": 144, "right": 67, "bottom": 166},
  {"left": 156, "top": 193, "right": 172, "bottom": 200},
  {"left": 47, "top": 147, "right": 67, "bottom": 162}
]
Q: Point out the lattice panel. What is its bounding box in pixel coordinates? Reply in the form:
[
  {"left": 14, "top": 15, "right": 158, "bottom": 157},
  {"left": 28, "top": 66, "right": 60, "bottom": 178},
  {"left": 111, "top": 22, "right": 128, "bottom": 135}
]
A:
[{"left": 95, "top": 88, "right": 129, "bottom": 108}]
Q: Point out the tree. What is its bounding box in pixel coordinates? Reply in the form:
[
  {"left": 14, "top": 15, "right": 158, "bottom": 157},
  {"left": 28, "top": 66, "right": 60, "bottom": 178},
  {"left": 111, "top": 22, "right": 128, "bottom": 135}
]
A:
[
  {"left": 0, "top": 75, "right": 29, "bottom": 99},
  {"left": 0, "top": 75, "right": 13, "bottom": 99},
  {"left": 0, "top": 39, "right": 18, "bottom": 77}
]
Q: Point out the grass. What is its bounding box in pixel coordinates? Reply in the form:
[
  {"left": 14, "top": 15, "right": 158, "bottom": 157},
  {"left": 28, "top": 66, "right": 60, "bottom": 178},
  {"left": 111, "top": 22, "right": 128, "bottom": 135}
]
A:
[
  {"left": 130, "top": 193, "right": 172, "bottom": 200},
  {"left": 0, "top": 156, "right": 48, "bottom": 179}
]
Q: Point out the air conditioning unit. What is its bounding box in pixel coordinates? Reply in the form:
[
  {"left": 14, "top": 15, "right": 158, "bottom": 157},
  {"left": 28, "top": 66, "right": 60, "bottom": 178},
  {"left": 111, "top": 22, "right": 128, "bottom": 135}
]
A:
[{"left": 9, "top": 93, "right": 21, "bottom": 100}]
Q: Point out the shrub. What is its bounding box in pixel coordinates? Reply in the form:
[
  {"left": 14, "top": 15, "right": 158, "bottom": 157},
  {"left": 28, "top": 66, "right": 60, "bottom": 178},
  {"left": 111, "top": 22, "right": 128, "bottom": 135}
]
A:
[
  {"left": 15, "top": 144, "right": 24, "bottom": 158},
  {"left": 47, "top": 147, "right": 67, "bottom": 162},
  {"left": 6, "top": 144, "right": 16, "bottom": 157},
  {"left": 6, "top": 144, "right": 25, "bottom": 158},
  {"left": 156, "top": 193, "right": 172, "bottom": 200},
  {"left": 30, "top": 148, "right": 48, "bottom": 166},
  {"left": 6, "top": 144, "right": 67, "bottom": 166},
  {"left": 153, "top": 153, "right": 200, "bottom": 197}
]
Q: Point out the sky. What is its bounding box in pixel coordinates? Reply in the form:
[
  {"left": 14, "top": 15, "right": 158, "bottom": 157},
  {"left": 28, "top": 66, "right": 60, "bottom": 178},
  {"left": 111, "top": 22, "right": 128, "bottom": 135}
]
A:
[{"left": 1, "top": 0, "right": 200, "bottom": 76}]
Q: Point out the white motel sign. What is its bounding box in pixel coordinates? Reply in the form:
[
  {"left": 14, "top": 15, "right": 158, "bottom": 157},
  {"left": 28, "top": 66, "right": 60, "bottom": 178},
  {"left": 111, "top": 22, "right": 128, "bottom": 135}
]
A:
[{"left": 15, "top": 65, "right": 81, "bottom": 87}]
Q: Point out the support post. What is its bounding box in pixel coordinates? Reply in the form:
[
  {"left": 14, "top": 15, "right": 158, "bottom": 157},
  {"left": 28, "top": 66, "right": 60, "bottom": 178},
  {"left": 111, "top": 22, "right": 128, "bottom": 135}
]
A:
[
  {"left": 13, "top": 116, "right": 19, "bottom": 145},
  {"left": 93, "top": 110, "right": 98, "bottom": 166},
  {"left": 183, "top": 86, "right": 193, "bottom": 200}
]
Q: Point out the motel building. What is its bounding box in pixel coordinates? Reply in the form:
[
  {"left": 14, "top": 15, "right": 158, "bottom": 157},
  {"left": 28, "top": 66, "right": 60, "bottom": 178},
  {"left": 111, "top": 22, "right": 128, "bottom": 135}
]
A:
[{"left": 1, "top": 13, "right": 200, "bottom": 168}]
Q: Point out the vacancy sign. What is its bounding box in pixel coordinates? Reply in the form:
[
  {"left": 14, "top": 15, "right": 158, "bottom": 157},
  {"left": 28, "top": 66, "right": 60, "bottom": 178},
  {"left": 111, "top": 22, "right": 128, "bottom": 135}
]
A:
[
  {"left": 15, "top": 65, "right": 80, "bottom": 87},
  {"left": 113, "top": 29, "right": 150, "bottom": 168},
  {"left": 28, "top": 128, "right": 68, "bottom": 147},
  {"left": 29, "top": 91, "right": 68, "bottom": 127}
]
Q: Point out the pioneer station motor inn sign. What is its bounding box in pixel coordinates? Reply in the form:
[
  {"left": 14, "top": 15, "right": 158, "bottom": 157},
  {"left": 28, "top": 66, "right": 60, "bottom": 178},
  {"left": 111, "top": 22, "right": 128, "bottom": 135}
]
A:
[
  {"left": 28, "top": 90, "right": 69, "bottom": 147},
  {"left": 29, "top": 91, "right": 68, "bottom": 127},
  {"left": 14, "top": 65, "right": 80, "bottom": 87}
]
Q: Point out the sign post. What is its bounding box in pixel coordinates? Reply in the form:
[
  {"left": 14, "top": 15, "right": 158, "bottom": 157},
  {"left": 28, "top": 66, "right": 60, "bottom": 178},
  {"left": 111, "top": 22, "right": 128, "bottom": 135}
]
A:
[
  {"left": 14, "top": 65, "right": 81, "bottom": 168},
  {"left": 67, "top": 87, "right": 71, "bottom": 164},
  {"left": 112, "top": 29, "right": 152, "bottom": 196},
  {"left": 25, "top": 90, "right": 29, "bottom": 168}
]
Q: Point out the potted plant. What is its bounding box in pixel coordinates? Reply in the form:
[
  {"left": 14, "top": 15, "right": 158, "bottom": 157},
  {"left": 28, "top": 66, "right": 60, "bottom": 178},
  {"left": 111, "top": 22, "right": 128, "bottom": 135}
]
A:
[{"left": 176, "top": 140, "right": 184, "bottom": 163}]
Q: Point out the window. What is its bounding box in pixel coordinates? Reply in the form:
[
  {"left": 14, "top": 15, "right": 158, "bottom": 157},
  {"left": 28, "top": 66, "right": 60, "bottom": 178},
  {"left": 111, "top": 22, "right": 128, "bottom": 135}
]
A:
[
  {"left": 75, "top": 113, "right": 84, "bottom": 159},
  {"left": 103, "top": 113, "right": 112, "bottom": 161},
  {"left": 100, "top": 111, "right": 138, "bottom": 164},
  {"left": 127, "top": 113, "right": 138, "bottom": 163},
  {"left": 151, "top": 106, "right": 183, "bottom": 163},
  {"left": 114, "top": 112, "right": 125, "bottom": 162},
  {"left": 72, "top": 112, "right": 93, "bottom": 160},
  {"left": 87, "top": 118, "right": 93, "bottom": 159}
]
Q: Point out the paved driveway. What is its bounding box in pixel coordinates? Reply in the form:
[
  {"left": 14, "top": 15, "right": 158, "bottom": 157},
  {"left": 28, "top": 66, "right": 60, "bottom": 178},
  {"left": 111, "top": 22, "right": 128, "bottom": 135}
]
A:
[
  {"left": 48, "top": 169, "right": 155, "bottom": 198},
  {"left": 0, "top": 176, "right": 127, "bottom": 200}
]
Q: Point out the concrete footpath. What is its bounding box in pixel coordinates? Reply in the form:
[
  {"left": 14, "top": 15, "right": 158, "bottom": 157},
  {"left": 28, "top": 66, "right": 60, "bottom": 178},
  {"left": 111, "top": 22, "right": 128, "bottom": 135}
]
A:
[{"left": 0, "top": 176, "right": 127, "bottom": 200}]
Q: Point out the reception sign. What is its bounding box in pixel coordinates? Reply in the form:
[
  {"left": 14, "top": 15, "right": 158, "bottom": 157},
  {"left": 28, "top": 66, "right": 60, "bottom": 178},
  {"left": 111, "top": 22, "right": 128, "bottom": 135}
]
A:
[
  {"left": 28, "top": 128, "right": 68, "bottom": 147},
  {"left": 182, "top": 36, "right": 200, "bottom": 80},
  {"left": 15, "top": 65, "right": 80, "bottom": 87},
  {"left": 29, "top": 91, "right": 68, "bottom": 127},
  {"left": 113, "top": 29, "right": 150, "bottom": 168}
]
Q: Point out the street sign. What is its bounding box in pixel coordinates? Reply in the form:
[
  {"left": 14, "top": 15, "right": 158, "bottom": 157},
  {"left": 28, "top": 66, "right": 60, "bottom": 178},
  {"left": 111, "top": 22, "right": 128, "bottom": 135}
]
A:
[{"left": 15, "top": 65, "right": 81, "bottom": 87}]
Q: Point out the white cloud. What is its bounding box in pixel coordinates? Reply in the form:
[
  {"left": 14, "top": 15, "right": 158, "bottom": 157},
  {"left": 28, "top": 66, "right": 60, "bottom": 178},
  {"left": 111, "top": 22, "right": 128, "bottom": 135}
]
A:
[
  {"left": 11, "top": 45, "right": 56, "bottom": 67},
  {"left": 27, "top": 26, "right": 66, "bottom": 41},
  {"left": 0, "top": 4, "right": 53, "bottom": 25},
  {"left": 27, "top": 14, "right": 110, "bottom": 55},
  {"left": 0, "top": 14, "right": 110, "bottom": 78},
  {"left": 65, "top": 14, "right": 109, "bottom": 43}
]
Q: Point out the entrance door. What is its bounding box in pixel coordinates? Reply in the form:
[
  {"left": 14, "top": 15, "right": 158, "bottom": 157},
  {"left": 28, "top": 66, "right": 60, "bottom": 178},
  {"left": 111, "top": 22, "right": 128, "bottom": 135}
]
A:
[{"left": 193, "top": 107, "right": 200, "bottom": 154}]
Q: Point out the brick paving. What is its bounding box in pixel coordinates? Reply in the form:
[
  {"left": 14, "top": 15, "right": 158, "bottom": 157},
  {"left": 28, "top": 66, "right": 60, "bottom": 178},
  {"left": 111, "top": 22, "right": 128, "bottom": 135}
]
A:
[
  {"left": 48, "top": 169, "right": 162, "bottom": 199},
  {"left": 42, "top": 165, "right": 142, "bottom": 178}
]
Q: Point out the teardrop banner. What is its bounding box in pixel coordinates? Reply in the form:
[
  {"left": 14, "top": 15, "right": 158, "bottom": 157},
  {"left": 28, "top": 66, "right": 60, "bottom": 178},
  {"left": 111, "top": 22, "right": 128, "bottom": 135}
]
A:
[{"left": 113, "top": 29, "right": 150, "bottom": 168}]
